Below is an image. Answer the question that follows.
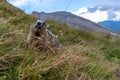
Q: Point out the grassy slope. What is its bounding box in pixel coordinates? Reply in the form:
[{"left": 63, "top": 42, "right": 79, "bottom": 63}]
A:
[{"left": 0, "top": 1, "right": 120, "bottom": 80}]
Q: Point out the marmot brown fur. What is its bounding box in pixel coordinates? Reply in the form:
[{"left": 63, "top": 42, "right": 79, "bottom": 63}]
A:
[{"left": 27, "top": 20, "right": 60, "bottom": 52}]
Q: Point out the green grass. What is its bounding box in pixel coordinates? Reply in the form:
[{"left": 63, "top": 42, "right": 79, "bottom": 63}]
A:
[
  {"left": 0, "top": 1, "right": 120, "bottom": 80},
  {"left": 46, "top": 20, "right": 95, "bottom": 45}
]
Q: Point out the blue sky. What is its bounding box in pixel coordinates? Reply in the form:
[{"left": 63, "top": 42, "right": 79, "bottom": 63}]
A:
[
  {"left": 8, "top": 0, "right": 99, "bottom": 13},
  {"left": 8, "top": 0, "right": 120, "bottom": 22}
]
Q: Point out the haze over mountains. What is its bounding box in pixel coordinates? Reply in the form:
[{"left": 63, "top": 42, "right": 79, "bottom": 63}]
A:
[
  {"left": 32, "top": 11, "right": 118, "bottom": 36},
  {"left": 98, "top": 21, "right": 120, "bottom": 31}
]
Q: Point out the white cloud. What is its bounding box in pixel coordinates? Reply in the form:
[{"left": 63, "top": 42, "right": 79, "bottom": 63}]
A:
[
  {"left": 72, "top": 6, "right": 120, "bottom": 23},
  {"left": 9, "top": 0, "right": 29, "bottom": 7},
  {"left": 9, "top": 0, "right": 54, "bottom": 7},
  {"left": 9, "top": 0, "right": 54, "bottom": 13},
  {"left": 73, "top": 7, "right": 88, "bottom": 15},
  {"left": 115, "top": 11, "right": 120, "bottom": 20},
  {"left": 80, "top": 10, "right": 108, "bottom": 22},
  {"left": 73, "top": 8, "right": 108, "bottom": 23}
]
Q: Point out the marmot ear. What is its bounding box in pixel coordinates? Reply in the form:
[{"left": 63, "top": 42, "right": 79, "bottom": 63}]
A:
[{"left": 42, "top": 22, "right": 47, "bottom": 30}]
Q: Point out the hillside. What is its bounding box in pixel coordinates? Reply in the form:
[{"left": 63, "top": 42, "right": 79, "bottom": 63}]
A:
[
  {"left": 32, "top": 11, "right": 118, "bottom": 36},
  {"left": 98, "top": 20, "right": 120, "bottom": 31},
  {"left": 0, "top": 0, "right": 120, "bottom": 80}
]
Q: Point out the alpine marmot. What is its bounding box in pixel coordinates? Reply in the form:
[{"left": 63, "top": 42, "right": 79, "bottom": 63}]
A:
[{"left": 26, "top": 20, "right": 60, "bottom": 52}]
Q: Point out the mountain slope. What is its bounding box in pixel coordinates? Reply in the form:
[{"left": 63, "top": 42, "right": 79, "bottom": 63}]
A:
[
  {"left": 32, "top": 11, "right": 118, "bottom": 36},
  {"left": 0, "top": 0, "right": 36, "bottom": 28},
  {"left": 98, "top": 20, "right": 120, "bottom": 31},
  {"left": 0, "top": 1, "right": 120, "bottom": 80}
]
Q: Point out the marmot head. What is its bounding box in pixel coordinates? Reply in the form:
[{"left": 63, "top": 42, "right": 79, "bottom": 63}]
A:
[
  {"left": 34, "top": 20, "right": 47, "bottom": 31},
  {"left": 31, "top": 20, "right": 47, "bottom": 36}
]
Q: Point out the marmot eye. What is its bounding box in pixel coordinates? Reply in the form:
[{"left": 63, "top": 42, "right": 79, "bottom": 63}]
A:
[{"left": 42, "top": 22, "right": 45, "bottom": 25}]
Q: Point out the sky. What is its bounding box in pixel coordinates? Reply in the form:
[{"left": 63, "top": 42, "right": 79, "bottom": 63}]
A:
[{"left": 8, "top": 0, "right": 120, "bottom": 23}]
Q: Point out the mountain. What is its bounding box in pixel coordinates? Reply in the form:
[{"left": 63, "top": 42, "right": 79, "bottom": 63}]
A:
[
  {"left": 32, "top": 11, "right": 118, "bottom": 36},
  {"left": 98, "top": 21, "right": 120, "bottom": 31}
]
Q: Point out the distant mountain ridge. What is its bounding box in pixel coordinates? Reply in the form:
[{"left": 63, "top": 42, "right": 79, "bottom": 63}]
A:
[
  {"left": 32, "top": 11, "right": 118, "bottom": 36},
  {"left": 98, "top": 21, "right": 120, "bottom": 31}
]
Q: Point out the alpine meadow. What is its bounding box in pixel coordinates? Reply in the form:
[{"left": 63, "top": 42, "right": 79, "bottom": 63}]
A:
[{"left": 0, "top": 0, "right": 120, "bottom": 80}]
